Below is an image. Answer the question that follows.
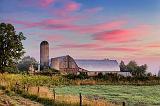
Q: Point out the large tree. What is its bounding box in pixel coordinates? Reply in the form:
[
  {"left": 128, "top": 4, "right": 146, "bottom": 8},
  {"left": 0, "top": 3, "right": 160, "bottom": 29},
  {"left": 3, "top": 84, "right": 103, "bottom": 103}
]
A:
[{"left": 0, "top": 23, "right": 26, "bottom": 73}]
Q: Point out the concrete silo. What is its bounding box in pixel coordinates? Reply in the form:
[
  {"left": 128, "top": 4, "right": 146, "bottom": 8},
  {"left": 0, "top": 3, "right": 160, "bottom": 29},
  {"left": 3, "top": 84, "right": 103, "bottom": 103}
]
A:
[{"left": 40, "top": 41, "right": 49, "bottom": 69}]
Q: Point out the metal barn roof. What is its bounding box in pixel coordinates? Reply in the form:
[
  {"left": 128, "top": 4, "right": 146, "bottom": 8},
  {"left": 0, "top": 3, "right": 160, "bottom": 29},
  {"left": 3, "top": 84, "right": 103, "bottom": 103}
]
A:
[{"left": 75, "top": 59, "right": 120, "bottom": 72}]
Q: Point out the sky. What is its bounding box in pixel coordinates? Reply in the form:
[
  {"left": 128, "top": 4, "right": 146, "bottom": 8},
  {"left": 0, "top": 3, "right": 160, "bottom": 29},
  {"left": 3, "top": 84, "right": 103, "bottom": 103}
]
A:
[{"left": 0, "top": 0, "right": 160, "bottom": 74}]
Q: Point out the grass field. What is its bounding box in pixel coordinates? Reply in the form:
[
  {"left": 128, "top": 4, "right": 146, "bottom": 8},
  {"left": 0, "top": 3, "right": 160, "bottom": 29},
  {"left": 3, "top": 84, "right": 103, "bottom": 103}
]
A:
[
  {"left": 54, "top": 85, "right": 160, "bottom": 106},
  {"left": 1, "top": 74, "right": 160, "bottom": 106}
]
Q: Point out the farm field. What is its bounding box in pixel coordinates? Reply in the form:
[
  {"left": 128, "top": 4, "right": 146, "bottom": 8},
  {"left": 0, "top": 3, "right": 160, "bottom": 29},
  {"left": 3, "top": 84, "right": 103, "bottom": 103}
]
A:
[{"left": 55, "top": 85, "right": 160, "bottom": 106}]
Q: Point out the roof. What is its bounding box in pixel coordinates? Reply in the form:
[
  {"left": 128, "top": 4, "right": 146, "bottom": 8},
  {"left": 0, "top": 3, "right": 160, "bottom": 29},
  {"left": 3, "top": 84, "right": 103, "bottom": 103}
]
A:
[
  {"left": 40, "top": 41, "right": 49, "bottom": 45},
  {"left": 51, "top": 56, "right": 66, "bottom": 60},
  {"left": 75, "top": 59, "right": 120, "bottom": 72}
]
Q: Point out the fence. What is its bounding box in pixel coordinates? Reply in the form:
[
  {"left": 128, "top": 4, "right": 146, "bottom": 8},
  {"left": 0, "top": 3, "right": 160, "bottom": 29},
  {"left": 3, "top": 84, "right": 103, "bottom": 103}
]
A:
[
  {"left": 12, "top": 82, "right": 126, "bottom": 106},
  {"left": 0, "top": 80, "right": 126, "bottom": 106}
]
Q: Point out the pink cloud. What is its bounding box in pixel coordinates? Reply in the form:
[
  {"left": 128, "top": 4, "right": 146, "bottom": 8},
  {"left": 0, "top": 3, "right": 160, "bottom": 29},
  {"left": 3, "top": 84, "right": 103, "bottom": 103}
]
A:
[
  {"left": 78, "top": 20, "right": 127, "bottom": 34},
  {"left": 96, "top": 47, "right": 140, "bottom": 52},
  {"left": 58, "top": 43, "right": 100, "bottom": 49},
  {"left": 22, "top": 0, "right": 55, "bottom": 7},
  {"left": 44, "top": 35, "right": 64, "bottom": 41},
  {"left": 40, "top": 0, "right": 55, "bottom": 7},
  {"left": 10, "top": 18, "right": 127, "bottom": 34},
  {"left": 146, "top": 43, "right": 160, "bottom": 48},
  {"left": 93, "top": 25, "right": 151, "bottom": 43},
  {"left": 57, "top": 42, "right": 141, "bottom": 53},
  {"left": 53, "top": 1, "right": 81, "bottom": 17},
  {"left": 65, "top": 1, "right": 81, "bottom": 12}
]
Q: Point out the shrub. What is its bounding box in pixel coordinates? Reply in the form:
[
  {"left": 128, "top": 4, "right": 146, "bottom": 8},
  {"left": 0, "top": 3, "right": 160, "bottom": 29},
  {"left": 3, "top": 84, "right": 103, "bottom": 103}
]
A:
[
  {"left": 66, "top": 73, "right": 77, "bottom": 79},
  {"left": 77, "top": 72, "right": 88, "bottom": 79}
]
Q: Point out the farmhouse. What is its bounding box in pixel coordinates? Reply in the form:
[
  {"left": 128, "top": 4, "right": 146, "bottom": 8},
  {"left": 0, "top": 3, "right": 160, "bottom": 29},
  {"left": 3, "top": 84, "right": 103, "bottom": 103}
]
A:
[{"left": 40, "top": 41, "right": 131, "bottom": 77}]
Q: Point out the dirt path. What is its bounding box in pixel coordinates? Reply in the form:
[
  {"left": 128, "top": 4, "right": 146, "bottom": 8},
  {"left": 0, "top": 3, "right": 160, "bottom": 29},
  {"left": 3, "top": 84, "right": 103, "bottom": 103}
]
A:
[{"left": 0, "top": 90, "right": 43, "bottom": 106}]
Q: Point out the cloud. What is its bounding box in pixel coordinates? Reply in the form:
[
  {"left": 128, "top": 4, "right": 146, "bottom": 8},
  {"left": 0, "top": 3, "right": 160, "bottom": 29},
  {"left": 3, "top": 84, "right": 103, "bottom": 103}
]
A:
[
  {"left": 51, "top": 0, "right": 81, "bottom": 17},
  {"left": 57, "top": 43, "right": 100, "bottom": 49},
  {"left": 146, "top": 43, "right": 160, "bottom": 48},
  {"left": 9, "top": 18, "right": 127, "bottom": 34},
  {"left": 57, "top": 42, "right": 141, "bottom": 52},
  {"left": 77, "top": 20, "right": 127, "bottom": 34},
  {"left": 96, "top": 47, "right": 140, "bottom": 52},
  {"left": 40, "top": 0, "right": 55, "bottom": 7},
  {"left": 41, "top": 35, "right": 65, "bottom": 41},
  {"left": 92, "top": 25, "right": 151, "bottom": 43},
  {"left": 23, "top": 0, "right": 55, "bottom": 7}
]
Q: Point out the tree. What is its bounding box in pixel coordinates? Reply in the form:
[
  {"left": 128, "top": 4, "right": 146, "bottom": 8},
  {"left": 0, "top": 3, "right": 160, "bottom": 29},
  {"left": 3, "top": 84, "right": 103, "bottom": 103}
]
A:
[
  {"left": 138, "top": 64, "right": 147, "bottom": 76},
  {"left": 17, "top": 56, "right": 38, "bottom": 72},
  {"left": 127, "top": 61, "right": 138, "bottom": 76},
  {"left": 119, "top": 61, "right": 127, "bottom": 72},
  {"left": 0, "top": 23, "right": 26, "bottom": 73},
  {"left": 127, "top": 61, "right": 147, "bottom": 77}
]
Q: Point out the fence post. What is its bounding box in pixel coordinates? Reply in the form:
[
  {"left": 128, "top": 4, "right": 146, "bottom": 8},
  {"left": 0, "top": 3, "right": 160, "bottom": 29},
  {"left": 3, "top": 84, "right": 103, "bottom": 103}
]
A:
[
  {"left": 53, "top": 89, "right": 55, "bottom": 105},
  {"left": 122, "top": 101, "right": 125, "bottom": 106},
  {"left": 79, "top": 93, "right": 82, "bottom": 106},
  {"left": 23, "top": 84, "right": 26, "bottom": 91},
  {"left": 37, "top": 86, "right": 40, "bottom": 95},
  {"left": 27, "top": 84, "right": 29, "bottom": 92}
]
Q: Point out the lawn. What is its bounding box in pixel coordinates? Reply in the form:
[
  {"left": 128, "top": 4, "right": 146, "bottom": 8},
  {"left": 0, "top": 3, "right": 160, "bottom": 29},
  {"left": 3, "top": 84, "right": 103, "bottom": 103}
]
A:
[{"left": 54, "top": 85, "right": 160, "bottom": 106}]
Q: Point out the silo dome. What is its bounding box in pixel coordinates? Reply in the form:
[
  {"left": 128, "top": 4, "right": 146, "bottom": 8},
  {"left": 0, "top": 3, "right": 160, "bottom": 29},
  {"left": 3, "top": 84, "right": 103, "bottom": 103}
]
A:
[{"left": 40, "top": 41, "right": 49, "bottom": 69}]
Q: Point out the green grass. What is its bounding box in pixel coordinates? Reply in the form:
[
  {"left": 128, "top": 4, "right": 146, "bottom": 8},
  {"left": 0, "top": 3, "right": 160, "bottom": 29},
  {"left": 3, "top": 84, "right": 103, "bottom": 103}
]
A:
[{"left": 54, "top": 85, "right": 160, "bottom": 106}]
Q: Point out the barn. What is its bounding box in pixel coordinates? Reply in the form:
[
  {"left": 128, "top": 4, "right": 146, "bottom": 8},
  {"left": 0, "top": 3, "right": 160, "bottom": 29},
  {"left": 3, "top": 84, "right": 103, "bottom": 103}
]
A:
[{"left": 50, "top": 55, "right": 131, "bottom": 77}]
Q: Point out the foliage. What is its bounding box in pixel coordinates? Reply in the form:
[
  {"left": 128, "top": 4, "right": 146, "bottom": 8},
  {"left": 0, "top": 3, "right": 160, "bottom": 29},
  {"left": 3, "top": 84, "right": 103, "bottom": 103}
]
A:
[
  {"left": 97, "top": 73, "right": 103, "bottom": 79},
  {"left": 66, "top": 73, "right": 77, "bottom": 79},
  {"left": 0, "top": 23, "right": 26, "bottom": 73},
  {"left": 4, "top": 66, "right": 19, "bottom": 74},
  {"left": 77, "top": 72, "right": 88, "bottom": 79},
  {"left": 119, "top": 61, "right": 127, "bottom": 72},
  {"left": 17, "top": 56, "right": 38, "bottom": 72},
  {"left": 127, "top": 61, "right": 147, "bottom": 77},
  {"left": 120, "top": 60, "right": 147, "bottom": 77},
  {"left": 37, "top": 68, "right": 60, "bottom": 76}
]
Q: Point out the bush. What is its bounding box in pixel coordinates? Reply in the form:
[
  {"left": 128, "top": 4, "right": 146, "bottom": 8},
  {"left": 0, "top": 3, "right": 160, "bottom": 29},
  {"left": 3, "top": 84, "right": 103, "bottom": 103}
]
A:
[
  {"left": 97, "top": 73, "right": 103, "bottom": 79},
  {"left": 66, "top": 73, "right": 76, "bottom": 79},
  {"left": 38, "top": 68, "right": 60, "bottom": 76},
  {"left": 77, "top": 72, "right": 88, "bottom": 79}
]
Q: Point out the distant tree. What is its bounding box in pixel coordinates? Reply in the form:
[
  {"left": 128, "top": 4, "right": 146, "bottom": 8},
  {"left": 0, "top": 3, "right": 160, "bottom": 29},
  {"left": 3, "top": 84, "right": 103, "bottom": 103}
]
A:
[
  {"left": 147, "top": 72, "right": 152, "bottom": 77},
  {"left": 127, "top": 61, "right": 147, "bottom": 77},
  {"left": 127, "top": 61, "right": 138, "bottom": 76},
  {"left": 119, "top": 61, "right": 127, "bottom": 72},
  {"left": 138, "top": 64, "right": 147, "bottom": 76},
  {"left": 97, "top": 73, "right": 103, "bottom": 79},
  {"left": 0, "top": 23, "right": 26, "bottom": 73},
  {"left": 17, "top": 56, "right": 38, "bottom": 72},
  {"left": 158, "top": 68, "right": 160, "bottom": 77}
]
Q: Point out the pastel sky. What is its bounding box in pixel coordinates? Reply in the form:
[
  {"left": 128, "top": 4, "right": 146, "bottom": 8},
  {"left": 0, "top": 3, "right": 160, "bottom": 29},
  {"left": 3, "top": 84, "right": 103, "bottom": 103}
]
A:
[{"left": 1, "top": 0, "right": 160, "bottom": 74}]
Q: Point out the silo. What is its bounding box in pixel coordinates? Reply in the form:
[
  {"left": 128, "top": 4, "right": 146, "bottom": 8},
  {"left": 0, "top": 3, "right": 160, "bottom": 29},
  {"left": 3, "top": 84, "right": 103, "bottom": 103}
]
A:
[{"left": 40, "top": 41, "right": 49, "bottom": 69}]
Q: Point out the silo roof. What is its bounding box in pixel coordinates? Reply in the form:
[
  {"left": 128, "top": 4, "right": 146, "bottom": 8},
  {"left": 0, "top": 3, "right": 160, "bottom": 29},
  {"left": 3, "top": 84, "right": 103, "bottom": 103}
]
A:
[{"left": 40, "top": 41, "right": 49, "bottom": 45}]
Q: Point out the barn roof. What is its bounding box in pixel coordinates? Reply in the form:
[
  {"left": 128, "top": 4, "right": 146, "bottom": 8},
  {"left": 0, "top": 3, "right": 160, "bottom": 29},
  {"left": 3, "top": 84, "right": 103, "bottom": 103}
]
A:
[{"left": 75, "top": 59, "right": 120, "bottom": 72}]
